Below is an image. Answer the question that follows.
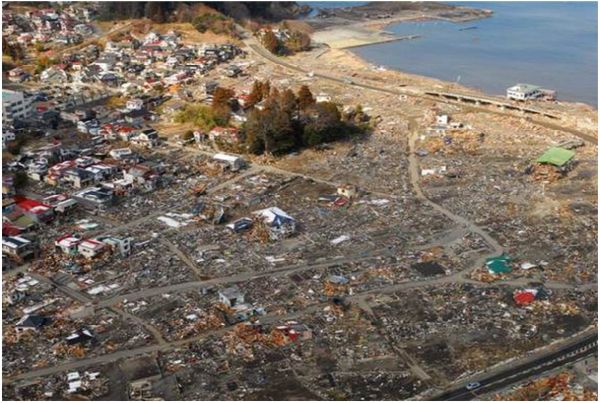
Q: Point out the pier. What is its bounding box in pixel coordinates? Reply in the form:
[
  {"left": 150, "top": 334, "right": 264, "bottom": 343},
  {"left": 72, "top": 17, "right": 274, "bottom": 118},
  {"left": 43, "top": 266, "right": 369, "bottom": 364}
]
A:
[{"left": 339, "top": 34, "right": 421, "bottom": 49}]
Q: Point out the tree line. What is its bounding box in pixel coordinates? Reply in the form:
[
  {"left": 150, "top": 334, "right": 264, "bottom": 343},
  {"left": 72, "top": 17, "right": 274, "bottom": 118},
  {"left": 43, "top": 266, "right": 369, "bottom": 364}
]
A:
[
  {"left": 242, "top": 81, "right": 368, "bottom": 155},
  {"left": 177, "top": 81, "right": 369, "bottom": 156}
]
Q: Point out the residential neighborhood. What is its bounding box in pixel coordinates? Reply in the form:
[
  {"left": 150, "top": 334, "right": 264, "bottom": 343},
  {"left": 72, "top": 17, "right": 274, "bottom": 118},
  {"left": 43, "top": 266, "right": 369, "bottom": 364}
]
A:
[{"left": 1, "top": 1, "right": 597, "bottom": 401}]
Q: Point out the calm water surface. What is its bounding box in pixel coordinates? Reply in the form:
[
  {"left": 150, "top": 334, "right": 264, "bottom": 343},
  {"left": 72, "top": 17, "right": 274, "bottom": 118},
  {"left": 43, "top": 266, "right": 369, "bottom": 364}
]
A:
[
  {"left": 318, "top": 2, "right": 597, "bottom": 106},
  {"left": 354, "top": 2, "right": 598, "bottom": 107}
]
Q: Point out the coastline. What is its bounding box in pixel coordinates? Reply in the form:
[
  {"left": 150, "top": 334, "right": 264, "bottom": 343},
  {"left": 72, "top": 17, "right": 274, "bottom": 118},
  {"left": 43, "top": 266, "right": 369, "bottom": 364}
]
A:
[
  {"left": 287, "top": 29, "right": 597, "bottom": 136},
  {"left": 304, "top": 4, "right": 596, "bottom": 112}
]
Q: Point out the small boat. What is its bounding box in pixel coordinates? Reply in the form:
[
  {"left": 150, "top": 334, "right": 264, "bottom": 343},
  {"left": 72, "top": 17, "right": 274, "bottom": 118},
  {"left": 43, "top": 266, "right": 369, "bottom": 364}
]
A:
[{"left": 459, "top": 26, "right": 478, "bottom": 31}]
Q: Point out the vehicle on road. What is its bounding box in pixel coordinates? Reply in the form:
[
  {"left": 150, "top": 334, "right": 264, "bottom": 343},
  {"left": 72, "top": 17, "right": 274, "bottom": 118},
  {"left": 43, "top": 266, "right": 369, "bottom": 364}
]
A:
[{"left": 466, "top": 382, "right": 481, "bottom": 391}]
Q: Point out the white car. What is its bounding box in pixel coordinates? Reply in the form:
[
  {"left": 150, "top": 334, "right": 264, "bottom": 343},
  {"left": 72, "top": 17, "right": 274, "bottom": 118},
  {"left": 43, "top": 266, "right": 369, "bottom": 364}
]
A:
[{"left": 466, "top": 382, "right": 481, "bottom": 391}]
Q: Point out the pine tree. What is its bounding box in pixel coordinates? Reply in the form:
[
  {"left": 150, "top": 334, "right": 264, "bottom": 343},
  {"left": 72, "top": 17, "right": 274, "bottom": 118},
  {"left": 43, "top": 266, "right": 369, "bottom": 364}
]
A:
[
  {"left": 246, "top": 80, "right": 263, "bottom": 109},
  {"left": 279, "top": 89, "right": 298, "bottom": 115},
  {"left": 263, "top": 30, "right": 279, "bottom": 55},
  {"left": 297, "top": 85, "right": 315, "bottom": 110}
]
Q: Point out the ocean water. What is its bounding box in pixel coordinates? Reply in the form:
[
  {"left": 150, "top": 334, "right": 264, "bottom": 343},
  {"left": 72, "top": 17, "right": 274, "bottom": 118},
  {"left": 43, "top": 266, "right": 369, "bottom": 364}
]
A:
[
  {"left": 338, "top": 2, "right": 598, "bottom": 107},
  {"left": 306, "top": 1, "right": 598, "bottom": 108}
]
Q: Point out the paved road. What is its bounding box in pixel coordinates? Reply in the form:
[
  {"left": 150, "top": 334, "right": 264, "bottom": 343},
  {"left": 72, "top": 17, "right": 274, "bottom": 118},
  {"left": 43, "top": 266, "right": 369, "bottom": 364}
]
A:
[
  {"left": 433, "top": 331, "right": 598, "bottom": 400},
  {"left": 5, "top": 31, "right": 594, "bottom": 390},
  {"left": 245, "top": 37, "right": 595, "bottom": 144}
]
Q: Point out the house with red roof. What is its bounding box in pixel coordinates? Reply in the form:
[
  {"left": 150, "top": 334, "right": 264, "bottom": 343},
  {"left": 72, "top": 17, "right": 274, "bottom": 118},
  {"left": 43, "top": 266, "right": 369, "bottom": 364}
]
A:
[
  {"left": 14, "top": 196, "right": 54, "bottom": 224},
  {"left": 55, "top": 234, "right": 81, "bottom": 255}
]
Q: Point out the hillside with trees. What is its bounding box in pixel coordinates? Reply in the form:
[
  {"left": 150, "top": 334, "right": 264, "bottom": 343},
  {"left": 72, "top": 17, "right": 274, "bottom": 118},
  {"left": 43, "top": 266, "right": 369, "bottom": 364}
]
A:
[{"left": 97, "top": 2, "right": 310, "bottom": 23}]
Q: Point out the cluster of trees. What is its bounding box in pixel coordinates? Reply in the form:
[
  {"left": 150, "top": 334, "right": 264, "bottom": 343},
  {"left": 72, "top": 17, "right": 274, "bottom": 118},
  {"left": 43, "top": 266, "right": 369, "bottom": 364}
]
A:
[
  {"left": 98, "top": 2, "right": 176, "bottom": 22},
  {"left": 97, "top": 1, "right": 303, "bottom": 23},
  {"left": 176, "top": 81, "right": 368, "bottom": 156},
  {"left": 34, "top": 55, "right": 57, "bottom": 74},
  {"left": 192, "top": 13, "right": 236, "bottom": 36},
  {"left": 261, "top": 28, "right": 310, "bottom": 56},
  {"left": 242, "top": 81, "right": 366, "bottom": 155},
  {"left": 2, "top": 38, "right": 26, "bottom": 62}
]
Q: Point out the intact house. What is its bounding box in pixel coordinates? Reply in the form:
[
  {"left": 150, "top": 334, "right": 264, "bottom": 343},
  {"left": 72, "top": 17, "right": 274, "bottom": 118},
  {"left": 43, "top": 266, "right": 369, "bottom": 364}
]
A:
[
  {"left": 72, "top": 187, "right": 115, "bottom": 210},
  {"left": 212, "top": 153, "right": 245, "bottom": 172},
  {"left": 98, "top": 236, "right": 132, "bottom": 257},
  {"left": 55, "top": 235, "right": 107, "bottom": 258},
  {"left": 109, "top": 147, "right": 137, "bottom": 162},
  {"left": 123, "top": 164, "right": 160, "bottom": 191},
  {"left": 506, "top": 83, "right": 556, "bottom": 101},
  {"left": 130, "top": 128, "right": 159, "bottom": 148},
  {"left": 78, "top": 239, "right": 106, "bottom": 259},
  {"left": 63, "top": 168, "right": 95, "bottom": 189},
  {"left": 55, "top": 234, "right": 82, "bottom": 255},
  {"left": 14, "top": 196, "right": 55, "bottom": 224},
  {"left": 126, "top": 98, "right": 144, "bottom": 111},
  {"left": 2, "top": 236, "right": 35, "bottom": 261}
]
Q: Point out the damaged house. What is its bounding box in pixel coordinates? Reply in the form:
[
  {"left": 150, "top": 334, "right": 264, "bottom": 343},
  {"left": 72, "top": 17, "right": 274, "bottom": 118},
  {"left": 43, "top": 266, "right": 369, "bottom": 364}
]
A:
[{"left": 253, "top": 207, "right": 296, "bottom": 240}]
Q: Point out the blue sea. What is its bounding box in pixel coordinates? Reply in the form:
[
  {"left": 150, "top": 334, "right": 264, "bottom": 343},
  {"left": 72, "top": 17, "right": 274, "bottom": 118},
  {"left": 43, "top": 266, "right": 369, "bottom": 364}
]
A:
[{"left": 305, "top": 2, "right": 598, "bottom": 107}]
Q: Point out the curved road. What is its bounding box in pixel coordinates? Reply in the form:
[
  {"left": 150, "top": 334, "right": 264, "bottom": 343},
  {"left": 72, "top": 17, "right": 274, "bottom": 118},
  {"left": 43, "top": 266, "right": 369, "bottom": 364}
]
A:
[{"left": 4, "top": 32, "right": 595, "bottom": 392}]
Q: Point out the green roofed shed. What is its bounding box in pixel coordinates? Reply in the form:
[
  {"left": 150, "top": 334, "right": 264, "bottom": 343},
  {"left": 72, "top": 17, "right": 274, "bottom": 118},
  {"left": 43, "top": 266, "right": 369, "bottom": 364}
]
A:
[
  {"left": 537, "top": 147, "right": 575, "bottom": 167},
  {"left": 486, "top": 253, "right": 512, "bottom": 274}
]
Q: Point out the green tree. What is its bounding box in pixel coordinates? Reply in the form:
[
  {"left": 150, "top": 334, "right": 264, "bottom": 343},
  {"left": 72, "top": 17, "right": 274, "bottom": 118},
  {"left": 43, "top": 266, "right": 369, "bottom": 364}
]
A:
[
  {"left": 145, "top": 2, "right": 167, "bottom": 23},
  {"left": 279, "top": 89, "right": 298, "bottom": 115},
  {"left": 14, "top": 171, "right": 28, "bottom": 189},
  {"left": 302, "top": 102, "right": 344, "bottom": 145},
  {"left": 35, "top": 55, "right": 53, "bottom": 74},
  {"left": 175, "top": 104, "right": 218, "bottom": 131},
  {"left": 287, "top": 31, "right": 311, "bottom": 53},
  {"left": 261, "top": 80, "right": 271, "bottom": 99},
  {"left": 244, "top": 97, "right": 295, "bottom": 155}
]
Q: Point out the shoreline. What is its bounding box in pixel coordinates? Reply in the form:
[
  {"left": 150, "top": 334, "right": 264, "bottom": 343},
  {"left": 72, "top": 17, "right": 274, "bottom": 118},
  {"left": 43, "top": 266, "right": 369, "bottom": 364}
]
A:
[
  {"left": 305, "top": 4, "right": 595, "bottom": 110},
  {"left": 341, "top": 24, "right": 596, "bottom": 111},
  {"left": 342, "top": 44, "right": 597, "bottom": 111}
]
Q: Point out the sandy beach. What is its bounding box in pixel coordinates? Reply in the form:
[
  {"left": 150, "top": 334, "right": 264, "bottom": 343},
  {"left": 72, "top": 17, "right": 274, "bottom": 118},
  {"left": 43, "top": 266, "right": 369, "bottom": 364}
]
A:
[{"left": 287, "top": 36, "right": 597, "bottom": 136}]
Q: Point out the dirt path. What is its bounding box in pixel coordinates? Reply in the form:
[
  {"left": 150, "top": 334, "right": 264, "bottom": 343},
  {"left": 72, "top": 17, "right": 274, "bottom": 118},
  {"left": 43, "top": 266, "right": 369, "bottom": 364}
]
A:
[{"left": 406, "top": 115, "right": 504, "bottom": 257}]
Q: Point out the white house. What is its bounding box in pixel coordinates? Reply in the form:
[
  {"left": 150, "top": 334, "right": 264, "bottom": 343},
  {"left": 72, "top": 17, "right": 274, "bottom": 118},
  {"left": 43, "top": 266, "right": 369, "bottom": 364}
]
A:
[
  {"left": 219, "top": 286, "right": 245, "bottom": 308},
  {"left": 126, "top": 98, "right": 144, "bottom": 111},
  {"left": 2, "top": 90, "right": 33, "bottom": 122},
  {"left": 316, "top": 93, "right": 331, "bottom": 103},
  {"left": 78, "top": 239, "right": 106, "bottom": 259},
  {"left": 506, "top": 84, "right": 543, "bottom": 100},
  {"left": 253, "top": 207, "right": 296, "bottom": 240},
  {"left": 436, "top": 114, "right": 449, "bottom": 125},
  {"left": 212, "top": 153, "right": 245, "bottom": 171}
]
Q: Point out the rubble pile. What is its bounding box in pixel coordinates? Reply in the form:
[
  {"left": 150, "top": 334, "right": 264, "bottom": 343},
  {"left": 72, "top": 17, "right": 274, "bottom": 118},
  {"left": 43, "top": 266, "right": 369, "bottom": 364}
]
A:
[
  {"left": 496, "top": 372, "right": 598, "bottom": 401},
  {"left": 374, "top": 284, "right": 596, "bottom": 375},
  {"left": 3, "top": 307, "right": 152, "bottom": 378}
]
